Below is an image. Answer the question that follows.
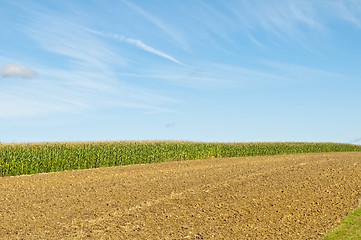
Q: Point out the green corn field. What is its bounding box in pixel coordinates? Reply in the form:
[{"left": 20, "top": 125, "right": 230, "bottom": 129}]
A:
[{"left": 1, "top": 141, "right": 360, "bottom": 177}]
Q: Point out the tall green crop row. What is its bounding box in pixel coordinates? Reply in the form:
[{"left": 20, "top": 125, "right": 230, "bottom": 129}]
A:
[{"left": 1, "top": 141, "right": 361, "bottom": 177}]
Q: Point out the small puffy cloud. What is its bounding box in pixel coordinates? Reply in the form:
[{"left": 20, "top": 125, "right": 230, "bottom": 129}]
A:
[{"left": 0, "top": 63, "right": 37, "bottom": 78}]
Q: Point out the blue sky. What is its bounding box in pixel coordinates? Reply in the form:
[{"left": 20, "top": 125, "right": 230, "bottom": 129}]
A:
[{"left": 1, "top": 0, "right": 361, "bottom": 143}]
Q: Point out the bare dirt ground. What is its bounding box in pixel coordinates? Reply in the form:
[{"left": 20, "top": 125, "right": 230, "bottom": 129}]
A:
[{"left": 1, "top": 152, "right": 361, "bottom": 240}]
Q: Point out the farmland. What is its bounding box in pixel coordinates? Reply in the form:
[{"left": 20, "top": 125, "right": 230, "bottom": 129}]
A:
[
  {"left": 1, "top": 142, "right": 361, "bottom": 239},
  {"left": 1, "top": 141, "right": 361, "bottom": 177},
  {"left": 1, "top": 151, "right": 361, "bottom": 239}
]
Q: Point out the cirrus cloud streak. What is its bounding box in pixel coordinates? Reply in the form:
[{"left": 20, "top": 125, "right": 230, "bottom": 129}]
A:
[{"left": 86, "top": 28, "right": 184, "bottom": 66}]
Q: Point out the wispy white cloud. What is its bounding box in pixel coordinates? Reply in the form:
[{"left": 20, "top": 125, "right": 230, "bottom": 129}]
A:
[
  {"left": 129, "top": 57, "right": 350, "bottom": 91},
  {"left": 153, "top": 0, "right": 325, "bottom": 53},
  {"left": 126, "top": 63, "right": 285, "bottom": 90},
  {"left": 0, "top": 95, "right": 64, "bottom": 118},
  {"left": 0, "top": 80, "right": 85, "bottom": 119},
  {"left": 25, "top": 18, "right": 126, "bottom": 75},
  {"left": 122, "top": 0, "right": 189, "bottom": 50},
  {"left": 125, "top": 38, "right": 184, "bottom": 66},
  {"left": 331, "top": 0, "right": 361, "bottom": 28},
  {"left": 224, "top": 0, "right": 361, "bottom": 46},
  {"left": 261, "top": 60, "right": 349, "bottom": 84},
  {"left": 223, "top": 1, "right": 324, "bottom": 48},
  {"left": 0, "top": 10, "right": 182, "bottom": 119},
  {"left": 0, "top": 63, "right": 37, "bottom": 78},
  {"left": 0, "top": 63, "right": 180, "bottom": 119},
  {"left": 86, "top": 29, "right": 184, "bottom": 66}
]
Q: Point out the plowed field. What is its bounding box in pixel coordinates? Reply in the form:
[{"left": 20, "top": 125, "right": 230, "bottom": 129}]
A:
[{"left": 1, "top": 152, "right": 361, "bottom": 239}]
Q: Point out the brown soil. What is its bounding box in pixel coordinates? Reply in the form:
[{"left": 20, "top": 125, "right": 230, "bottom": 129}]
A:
[{"left": 1, "top": 152, "right": 361, "bottom": 239}]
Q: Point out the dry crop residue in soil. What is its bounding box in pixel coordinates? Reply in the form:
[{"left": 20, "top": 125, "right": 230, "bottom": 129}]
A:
[{"left": 1, "top": 152, "right": 361, "bottom": 239}]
